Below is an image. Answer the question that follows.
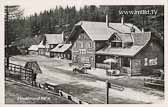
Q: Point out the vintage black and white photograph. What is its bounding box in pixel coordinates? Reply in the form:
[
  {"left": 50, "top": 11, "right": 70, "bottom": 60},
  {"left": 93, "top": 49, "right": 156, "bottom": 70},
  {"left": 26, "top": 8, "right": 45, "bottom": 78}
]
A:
[{"left": 4, "top": 0, "right": 165, "bottom": 104}]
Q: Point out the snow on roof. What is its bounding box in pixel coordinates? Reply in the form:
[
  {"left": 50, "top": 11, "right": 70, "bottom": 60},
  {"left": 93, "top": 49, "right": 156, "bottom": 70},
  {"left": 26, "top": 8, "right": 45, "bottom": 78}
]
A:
[
  {"left": 96, "top": 32, "right": 151, "bottom": 57},
  {"left": 75, "top": 21, "right": 141, "bottom": 40},
  {"left": 28, "top": 45, "right": 38, "bottom": 51},
  {"left": 38, "top": 40, "right": 45, "bottom": 48},
  {"left": 132, "top": 32, "right": 151, "bottom": 46},
  {"left": 45, "top": 34, "right": 63, "bottom": 44},
  {"left": 96, "top": 46, "right": 144, "bottom": 57},
  {"left": 50, "top": 44, "right": 72, "bottom": 53},
  {"left": 116, "top": 33, "right": 133, "bottom": 43}
]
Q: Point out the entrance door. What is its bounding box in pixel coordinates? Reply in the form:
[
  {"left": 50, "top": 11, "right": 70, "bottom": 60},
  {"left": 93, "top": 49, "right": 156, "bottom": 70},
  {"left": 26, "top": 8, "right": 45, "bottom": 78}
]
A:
[{"left": 132, "top": 59, "right": 141, "bottom": 75}]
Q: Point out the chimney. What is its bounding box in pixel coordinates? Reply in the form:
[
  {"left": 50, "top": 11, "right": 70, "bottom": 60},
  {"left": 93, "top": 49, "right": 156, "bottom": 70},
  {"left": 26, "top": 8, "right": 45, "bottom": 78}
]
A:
[
  {"left": 141, "top": 28, "right": 144, "bottom": 32},
  {"left": 106, "top": 14, "right": 109, "bottom": 27},
  {"left": 121, "top": 15, "right": 124, "bottom": 24},
  {"left": 62, "top": 31, "right": 64, "bottom": 42}
]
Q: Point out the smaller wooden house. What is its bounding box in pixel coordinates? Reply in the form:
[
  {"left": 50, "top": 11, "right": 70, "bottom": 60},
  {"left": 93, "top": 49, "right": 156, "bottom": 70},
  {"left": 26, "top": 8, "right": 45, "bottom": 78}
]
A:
[
  {"left": 40, "top": 34, "right": 64, "bottom": 56},
  {"left": 96, "top": 32, "right": 163, "bottom": 75},
  {"left": 38, "top": 40, "right": 45, "bottom": 55},
  {"left": 28, "top": 45, "right": 39, "bottom": 55},
  {"left": 50, "top": 44, "right": 72, "bottom": 60}
]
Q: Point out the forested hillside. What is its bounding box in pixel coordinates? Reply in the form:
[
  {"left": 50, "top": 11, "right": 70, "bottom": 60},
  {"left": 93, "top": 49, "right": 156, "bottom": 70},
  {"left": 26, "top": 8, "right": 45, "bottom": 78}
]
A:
[{"left": 6, "top": 5, "right": 164, "bottom": 47}]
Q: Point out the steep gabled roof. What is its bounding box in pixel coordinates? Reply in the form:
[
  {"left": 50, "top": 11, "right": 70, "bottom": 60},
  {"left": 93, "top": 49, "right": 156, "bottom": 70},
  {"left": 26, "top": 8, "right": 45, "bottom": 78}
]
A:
[
  {"left": 132, "top": 32, "right": 151, "bottom": 46},
  {"left": 28, "top": 45, "right": 38, "bottom": 51},
  {"left": 75, "top": 21, "right": 141, "bottom": 40},
  {"left": 50, "top": 44, "right": 72, "bottom": 52},
  {"left": 96, "top": 46, "right": 144, "bottom": 57},
  {"left": 96, "top": 32, "right": 151, "bottom": 57},
  {"left": 38, "top": 40, "right": 45, "bottom": 48},
  {"left": 44, "top": 34, "right": 63, "bottom": 44},
  {"left": 116, "top": 33, "right": 133, "bottom": 43}
]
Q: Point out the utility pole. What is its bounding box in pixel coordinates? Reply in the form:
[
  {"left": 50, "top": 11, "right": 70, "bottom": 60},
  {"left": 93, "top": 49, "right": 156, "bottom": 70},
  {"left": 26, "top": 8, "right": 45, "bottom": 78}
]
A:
[
  {"left": 105, "top": 80, "right": 124, "bottom": 104},
  {"left": 5, "top": 5, "right": 9, "bottom": 68},
  {"left": 5, "top": 5, "right": 20, "bottom": 68}
]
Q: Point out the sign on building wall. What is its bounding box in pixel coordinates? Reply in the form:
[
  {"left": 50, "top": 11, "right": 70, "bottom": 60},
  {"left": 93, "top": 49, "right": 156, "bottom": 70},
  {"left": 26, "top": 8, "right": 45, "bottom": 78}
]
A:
[
  {"left": 144, "top": 57, "right": 158, "bottom": 66},
  {"left": 149, "top": 57, "right": 158, "bottom": 66}
]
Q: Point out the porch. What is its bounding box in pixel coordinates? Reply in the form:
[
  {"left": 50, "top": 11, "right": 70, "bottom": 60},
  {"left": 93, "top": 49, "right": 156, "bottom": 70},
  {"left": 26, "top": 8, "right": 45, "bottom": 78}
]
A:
[
  {"left": 95, "top": 54, "right": 132, "bottom": 75},
  {"left": 50, "top": 52, "right": 71, "bottom": 60}
]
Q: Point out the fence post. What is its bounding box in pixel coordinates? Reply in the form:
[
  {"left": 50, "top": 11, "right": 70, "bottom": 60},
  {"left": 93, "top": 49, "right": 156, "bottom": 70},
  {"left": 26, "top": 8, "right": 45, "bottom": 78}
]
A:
[
  {"left": 14, "top": 65, "right": 16, "bottom": 72},
  {"left": 20, "top": 66, "right": 22, "bottom": 79},
  {"left": 25, "top": 69, "right": 26, "bottom": 80},
  {"left": 106, "top": 80, "right": 109, "bottom": 104}
]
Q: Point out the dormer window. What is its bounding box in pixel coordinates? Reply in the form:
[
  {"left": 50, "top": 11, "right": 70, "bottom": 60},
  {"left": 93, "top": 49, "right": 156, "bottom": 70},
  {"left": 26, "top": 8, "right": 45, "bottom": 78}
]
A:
[{"left": 111, "top": 41, "right": 122, "bottom": 48}]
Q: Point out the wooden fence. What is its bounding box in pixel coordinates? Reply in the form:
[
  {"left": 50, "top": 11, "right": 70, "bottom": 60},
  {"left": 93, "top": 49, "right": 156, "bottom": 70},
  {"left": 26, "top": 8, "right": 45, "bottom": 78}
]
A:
[
  {"left": 5, "top": 63, "right": 33, "bottom": 81},
  {"left": 96, "top": 63, "right": 111, "bottom": 69},
  {"left": 144, "top": 77, "right": 164, "bottom": 88}
]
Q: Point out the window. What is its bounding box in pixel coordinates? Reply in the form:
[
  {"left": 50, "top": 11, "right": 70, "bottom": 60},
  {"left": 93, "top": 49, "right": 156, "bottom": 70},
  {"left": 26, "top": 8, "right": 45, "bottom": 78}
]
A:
[
  {"left": 73, "top": 55, "right": 78, "bottom": 62},
  {"left": 88, "top": 42, "right": 92, "bottom": 48},
  {"left": 76, "top": 42, "right": 81, "bottom": 48},
  {"left": 81, "top": 42, "right": 84, "bottom": 48},
  {"left": 144, "top": 58, "right": 148, "bottom": 66},
  {"left": 79, "top": 33, "right": 85, "bottom": 39},
  {"left": 79, "top": 34, "right": 83, "bottom": 39},
  {"left": 149, "top": 57, "right": 157, "bottom": 66},
  {"left": 122, "top": 57, "right": 130, "bottom": 67},
  {"left": 50, "top": 45, "right": 54, "bottom": 49},
  {"left": 111, "top": 42, "right": 122, "bottom": 48},
  {"left": 76, "top": 41, "right": 83, "bottom": 48},
  {"left": 74, "top": 42, "right": 77, "bottom": 48},
  {"left": 89, "top": 56, "right": 94, "bottom": 63},
  {"left": 79, "top": 49, "right": 86, "bottom": 54}
]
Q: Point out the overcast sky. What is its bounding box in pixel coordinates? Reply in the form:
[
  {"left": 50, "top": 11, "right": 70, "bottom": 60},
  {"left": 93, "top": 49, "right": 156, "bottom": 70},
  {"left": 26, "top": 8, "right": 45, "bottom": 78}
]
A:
[
  {"left": 3, "top": 0, "right": 165, "bottom": 16},
  {"left": 4, "top": 0, "right": 94, "bottom": 16}
]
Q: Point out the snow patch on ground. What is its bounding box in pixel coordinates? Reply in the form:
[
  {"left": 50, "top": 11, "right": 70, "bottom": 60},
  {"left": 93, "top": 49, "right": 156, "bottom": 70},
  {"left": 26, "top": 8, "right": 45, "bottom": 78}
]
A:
[{"left": 79, "top": 80, "right": 163, "bottom": 103}]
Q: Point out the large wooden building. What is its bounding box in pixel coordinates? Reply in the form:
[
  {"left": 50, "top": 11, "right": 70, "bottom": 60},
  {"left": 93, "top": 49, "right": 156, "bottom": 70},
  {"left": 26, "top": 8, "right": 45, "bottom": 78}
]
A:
[{"left": 67, "top": 18, "right": 163, "bottom": 75}]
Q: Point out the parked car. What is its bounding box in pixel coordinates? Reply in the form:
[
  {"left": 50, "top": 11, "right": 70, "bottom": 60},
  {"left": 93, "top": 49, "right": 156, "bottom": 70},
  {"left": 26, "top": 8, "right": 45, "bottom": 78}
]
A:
[{"left": 73, "top": 66, "right": 87, "bottom": 74}]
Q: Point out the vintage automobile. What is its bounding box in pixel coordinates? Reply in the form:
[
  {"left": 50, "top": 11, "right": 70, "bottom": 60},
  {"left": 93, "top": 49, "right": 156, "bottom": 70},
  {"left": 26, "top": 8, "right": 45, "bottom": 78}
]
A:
[{"left": 72, "top": 66, "right": 87, "bottom": 74}]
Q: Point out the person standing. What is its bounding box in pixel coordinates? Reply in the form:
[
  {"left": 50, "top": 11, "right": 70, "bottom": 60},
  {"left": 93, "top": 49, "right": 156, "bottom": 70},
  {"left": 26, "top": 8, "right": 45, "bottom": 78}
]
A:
[{"left": 32, "top": 73, "right": 37, "bottom": 86}]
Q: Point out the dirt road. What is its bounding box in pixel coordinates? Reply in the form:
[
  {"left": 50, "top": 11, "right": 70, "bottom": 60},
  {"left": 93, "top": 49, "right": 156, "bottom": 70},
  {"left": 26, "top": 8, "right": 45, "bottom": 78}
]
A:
[{"left": 9, "top": 55, "right": 164, "bottom": 104}]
